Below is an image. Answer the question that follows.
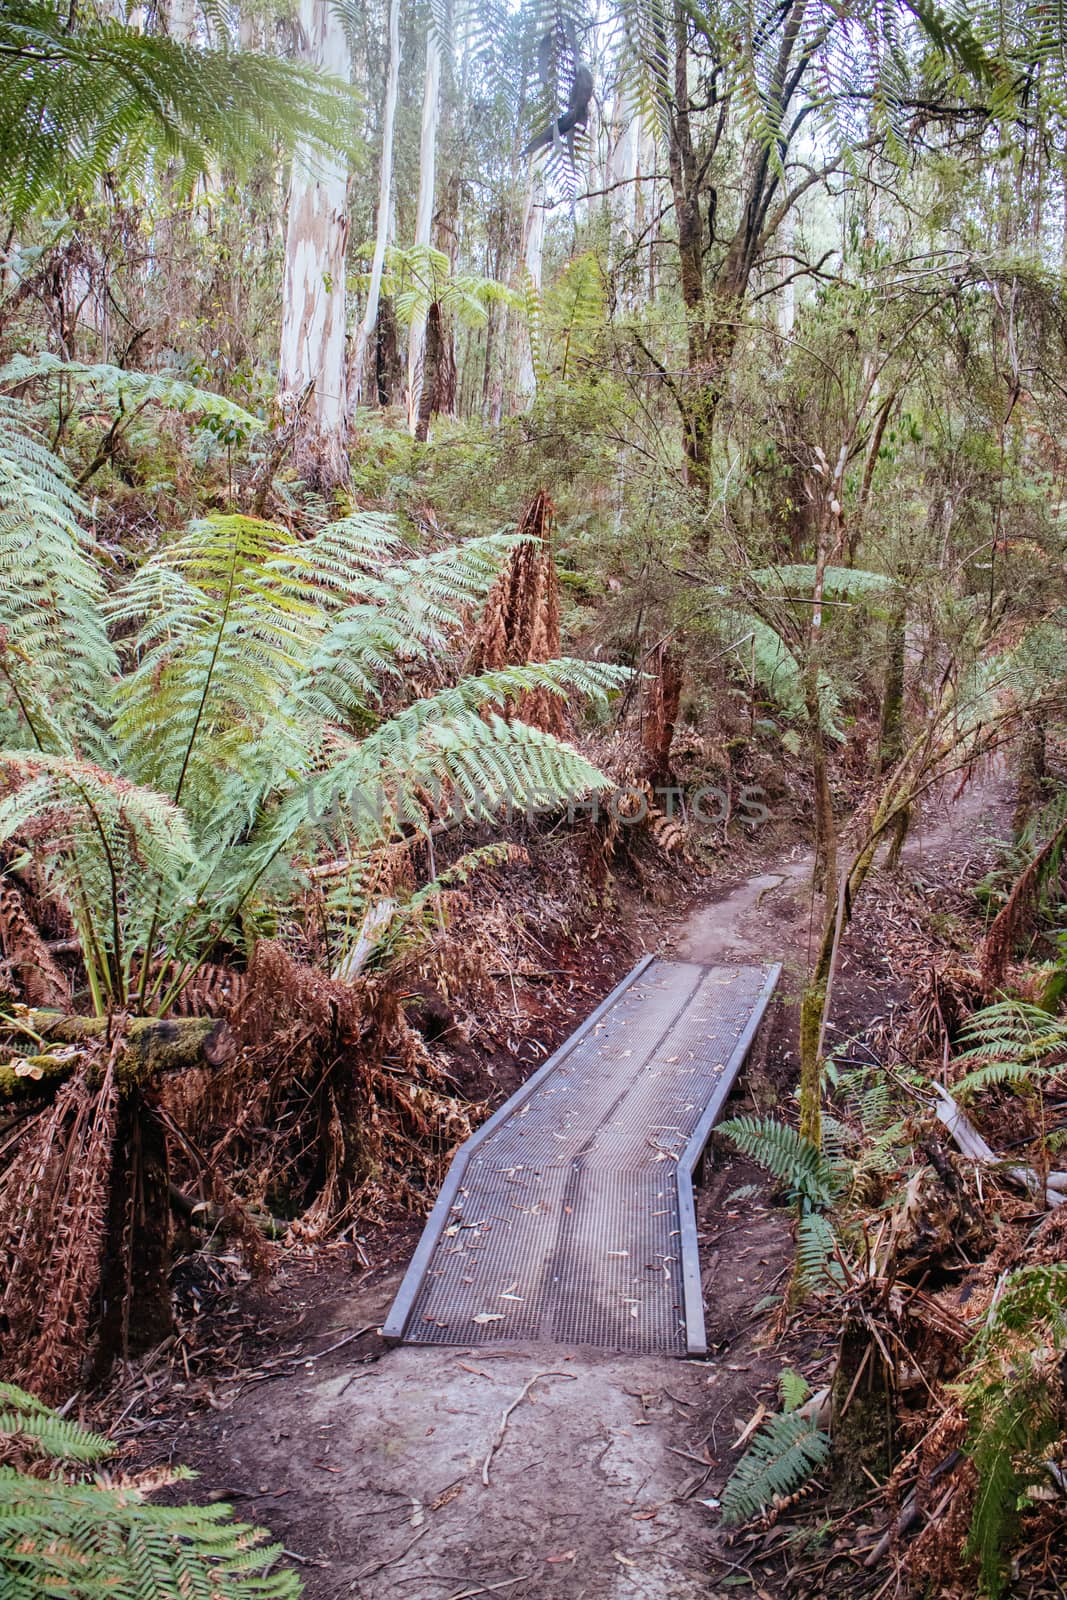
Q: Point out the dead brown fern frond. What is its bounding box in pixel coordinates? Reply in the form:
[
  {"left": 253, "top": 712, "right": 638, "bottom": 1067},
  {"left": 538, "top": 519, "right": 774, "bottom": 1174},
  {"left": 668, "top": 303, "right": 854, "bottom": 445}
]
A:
[
  {"left": 979, "top": 810, "right": 1067, "bottom": 995},
  {"left": 0, "top": 881, "right": 69, "bottom": 1007},
  {"left": 0, "top": 1033, "right": 122, "bottom": 1400},
  {"left": 203, "top": 942, "right": 478, "bottom": 1236}
]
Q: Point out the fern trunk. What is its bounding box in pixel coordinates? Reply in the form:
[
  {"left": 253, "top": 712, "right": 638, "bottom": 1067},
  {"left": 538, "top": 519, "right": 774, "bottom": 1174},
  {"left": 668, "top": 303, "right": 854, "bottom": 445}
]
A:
[
  {"left": 1013, "top": 712, "right": 1046, "bottom": 840},
  {"left": 829, "top": 1311, "right": 894, "bottom": 1497}
]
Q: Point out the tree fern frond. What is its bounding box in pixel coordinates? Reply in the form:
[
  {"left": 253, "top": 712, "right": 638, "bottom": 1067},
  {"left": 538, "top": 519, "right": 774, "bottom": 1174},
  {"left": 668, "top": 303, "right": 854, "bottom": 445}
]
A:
[
  {"left": 0, "top": 355, "right": 263, "bottom": 440},
  {"left": 716, "top": 612, "right": 844, "bottom": 739},
  {"left": 0, "top": 1386, "right": 109, "bottom": 1463},
  {"left": 0, "top": 750, "right": 196, "bottom": 1002},
  {"left": 956, "top": 1264, "right": 1067, "bottom": 1596},
  {"left": 0, "top": 397, "right": 115, "bottom": 748},
  {"left": 747, "top": 565, "right": 895, "bottom": 604},
  {"left": 0, "top": 0, "right": 358, "bottom": 220},
  {"left": 954, "top": 1000, "right": 1067, "bottom": 1099}
]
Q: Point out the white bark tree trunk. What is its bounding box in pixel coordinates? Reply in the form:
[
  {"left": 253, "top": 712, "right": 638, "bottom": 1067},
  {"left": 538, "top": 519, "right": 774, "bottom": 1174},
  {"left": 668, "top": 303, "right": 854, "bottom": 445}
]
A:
[
  {"left": 350, "top": 0, "right": 401, "bottom": 408},
  {"left": 278, "top": 0, "right": 352, "bottom": 487},
  {"left": 605, "top": 89, "right": 639, "bottom": 309},
  {"left": 778, "top": 207, "right": 796, "bottom": 337},
  {"left": 167, "top": 0, "right": 197, "bottom": 42},
  {"left": 515, "top": 170, "right": 545, "bottom": 404},
  {"left": 406, "top": 30, "right": 442, "bottom": 435}
]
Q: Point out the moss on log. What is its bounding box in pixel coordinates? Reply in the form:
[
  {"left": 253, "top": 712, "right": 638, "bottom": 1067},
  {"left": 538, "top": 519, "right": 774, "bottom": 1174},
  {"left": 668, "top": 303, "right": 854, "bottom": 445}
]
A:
[{"left": 0, "top": 1014, "right": 233, "bottom": 1100}]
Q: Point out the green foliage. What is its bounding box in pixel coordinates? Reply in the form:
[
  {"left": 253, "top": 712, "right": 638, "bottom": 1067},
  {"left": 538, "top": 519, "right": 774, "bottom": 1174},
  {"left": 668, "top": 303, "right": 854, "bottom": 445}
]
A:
[
  {"left": 720, "top": 1409, "right": 831, "bottom": 1526},
  {"left": 0, "top": 449, "right": 627, "bottom": 1011},
  {"left": 1, "top": 355, "right": 264, "bottom": 443},
  {"left": 954, "top": 1000, "right": 1067, "bottom": 1099},
  {"left": 0, "top": 397, "right": 115, "bottom": 750},
  {"left": 957, "top": 1264, "right": 1067, "bottom": 1597},
  {"left": 376, "top": 244, "right": 513, "bottom": 329},
  {"left": 0, "top": 751, "right": 195, "bottom": 1010},
  {"left": 0, "top": 1384, "right": 110, "bottom": 1464},
  {"left": 747, "top": 566, "right": 895, "bottom": 605},
  {"left": 0, "top": 0, "right": 356, "bottom": 219},
  {"left": 0, "top": 1385, "right": 300, "bottom": 1599},
  {"left": 545, "top": 252, "right": 606, "bottom": 381},
  {"left": 779, "top": 1369, "right": 812, "bottom": 1412},
  {"left": 718, "top": 1115, "right": 843, "bottom": 1210},
  {"left": 795, "top": 1211, "right": 847, "bottom": 1291},
  {"left": 715, "top": 612, "right": 845, "bottom": 738}
]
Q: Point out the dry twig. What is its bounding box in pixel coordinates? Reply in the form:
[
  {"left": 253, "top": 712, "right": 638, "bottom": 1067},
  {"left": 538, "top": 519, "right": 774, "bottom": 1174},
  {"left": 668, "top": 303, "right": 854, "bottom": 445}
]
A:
[{"left": 480, "top": 1371, "right": 577, "bottom": 1486}]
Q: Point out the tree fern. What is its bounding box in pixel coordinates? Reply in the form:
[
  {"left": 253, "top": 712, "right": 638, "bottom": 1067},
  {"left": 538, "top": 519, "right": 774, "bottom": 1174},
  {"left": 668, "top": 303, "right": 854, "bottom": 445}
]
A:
[
  {"left": 2, "top": 475, "right": 627, "bottom": 1012},
  {"left": 0, "top": 0, "right": 356, "bottom": 220}
]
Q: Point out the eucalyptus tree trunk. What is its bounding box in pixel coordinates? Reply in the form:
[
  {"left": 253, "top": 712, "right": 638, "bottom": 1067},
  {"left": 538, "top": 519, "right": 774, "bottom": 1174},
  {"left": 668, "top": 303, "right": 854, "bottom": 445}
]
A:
[
  {"left": 351, "top": 0, "right": 401, "bottom": 408},
  {"left": 166, "top": 0, "right": 197, "bottom": 42},
  {"left": 278, "top": 0, "right": 352, "bottom": 488},
  {"left": 606, "top": 89, "right": 640, "bottom": 308},
  {"left": 516, "top": 171, "right": 545, "bottom": 403},
  {"left": 407, "top": 28, "right": 442, "bottom": 436}
]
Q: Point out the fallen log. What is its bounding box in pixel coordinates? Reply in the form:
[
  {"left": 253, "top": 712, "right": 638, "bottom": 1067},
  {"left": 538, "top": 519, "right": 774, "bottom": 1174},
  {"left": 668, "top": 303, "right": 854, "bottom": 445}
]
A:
[
  {"left": 935, "top": 1085, "right": 1067, "bottom": 1209},
  {"left": 0, "top": 1013, "right": 234, "bottom": 1101}
]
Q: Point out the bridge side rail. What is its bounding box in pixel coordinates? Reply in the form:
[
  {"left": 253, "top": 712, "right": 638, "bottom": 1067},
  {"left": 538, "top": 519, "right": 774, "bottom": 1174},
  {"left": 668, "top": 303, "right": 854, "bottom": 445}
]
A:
[
  {"left": 382, "top": 953, "right": 657, "bottom": 1344},
  {"left": 676, "top": 963, "right": 781, "bottom": 1357}
]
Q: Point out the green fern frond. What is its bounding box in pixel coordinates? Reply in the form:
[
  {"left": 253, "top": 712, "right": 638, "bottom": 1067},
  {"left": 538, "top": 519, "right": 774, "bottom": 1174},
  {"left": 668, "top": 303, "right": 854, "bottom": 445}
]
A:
[
  {"left": 0, "top": 1386, "right": 109, "bottom": 1462},
  {"left": 0, "top": 355, "right": 263, "bottom": 441},
  {"left": 954, "top": 1263, "right": 1067, "bottom": 1596},
  {"left": 0, "top": 750, "right": 196, "bottom": 1005},
  {"left": 955, "top": 1000, "right": 1067, "bottom": 1099},
  {"left": 718, "top": 1115, "right": 842, "bottom": 1208},
  {"left": 0, "top": 0, "right": 357, "bottom": 220},
  {"left": 720, "top": 1410, "right": 830, "bottom": 1526},
  {"left": 0, "top": 1386, "right": 302, "bottom": 1598},
  {"left": 0, "top": 1468, "right": 302, "bottom": 1599},
  {"left": 795, "top": 1211, "right": 847, "bottom": 1291},
  {"left": 716, "top": 612, "right": 844, "bottom": 739},
  {"left": 779, "top": 1369, "right": 812, "bottom": 1413},
  {"left": 747, "top": 565, "right": 895, "bottom": 605},
  {"left": 0, "top": 397, "right": 115, "bottom": 748}
]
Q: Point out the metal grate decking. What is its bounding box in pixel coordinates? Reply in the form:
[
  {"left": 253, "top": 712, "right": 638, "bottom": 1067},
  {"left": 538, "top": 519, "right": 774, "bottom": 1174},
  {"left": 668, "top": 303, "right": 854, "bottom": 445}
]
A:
[{"left": 383, "top": 957, "right": 779, "bottom": 1356}]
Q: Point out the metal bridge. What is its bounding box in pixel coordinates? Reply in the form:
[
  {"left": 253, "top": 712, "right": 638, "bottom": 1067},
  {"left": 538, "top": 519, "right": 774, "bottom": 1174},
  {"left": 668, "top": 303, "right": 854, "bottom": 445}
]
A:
[{"left": 383, "top": 956, "right": 780, "bottom": 1356}]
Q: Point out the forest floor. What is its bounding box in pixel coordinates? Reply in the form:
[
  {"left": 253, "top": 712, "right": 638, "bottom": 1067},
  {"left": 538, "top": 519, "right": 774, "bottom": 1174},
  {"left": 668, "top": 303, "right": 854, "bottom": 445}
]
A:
[{"left": 125, "top": 769, "right": 1014, "bottom": 1600}]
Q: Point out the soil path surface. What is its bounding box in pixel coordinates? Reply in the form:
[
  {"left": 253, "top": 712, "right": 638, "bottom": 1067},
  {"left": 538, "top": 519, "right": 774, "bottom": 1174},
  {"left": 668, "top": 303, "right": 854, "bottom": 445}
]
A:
[{"left": 155, "top": 771, "right": 1013, "bottom": 1600}]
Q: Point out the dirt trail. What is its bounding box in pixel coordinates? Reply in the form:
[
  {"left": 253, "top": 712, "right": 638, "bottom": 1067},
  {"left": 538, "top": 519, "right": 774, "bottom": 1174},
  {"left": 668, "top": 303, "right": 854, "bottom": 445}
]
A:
[{"left": 156, "top": 771, "right": 1014, "bottom": 1600}]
